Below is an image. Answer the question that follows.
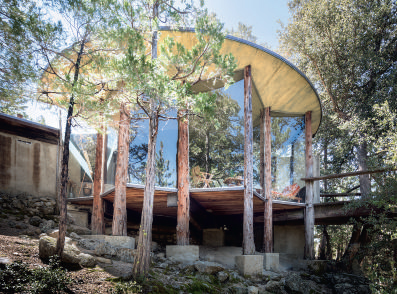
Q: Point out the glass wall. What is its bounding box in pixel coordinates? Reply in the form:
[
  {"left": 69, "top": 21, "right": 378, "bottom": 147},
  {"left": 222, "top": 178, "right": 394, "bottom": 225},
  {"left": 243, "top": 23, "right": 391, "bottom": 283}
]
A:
[
  {"left": 128, "top": 111, "right": 178, "bottom": 188},
  {"left": 270, "top": 116, "right": 305, "bottom": 202},
  {"left": 189, "top": 80, "right": 244, "bottom": 188}
]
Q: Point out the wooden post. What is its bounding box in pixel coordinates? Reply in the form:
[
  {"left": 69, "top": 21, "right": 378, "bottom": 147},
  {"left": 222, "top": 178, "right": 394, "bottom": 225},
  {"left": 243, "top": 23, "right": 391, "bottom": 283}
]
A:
[
  {"left": 177, "top": 110, "right": 190, "bottom": 245},
  {"left": 261, "top": 107, "right": 273, "bottom": 253},
  {"left": 92, "top": 124, "right": 105, "bottom": 235},
  {"left": 112, "top": 103, "right": 130, "bottom": 236},
  {"left": 243, "top": 65, "right": 255, "bottom": 255},
  {"left": 304, "top": 111, "right": 315, "bottom": 259}
]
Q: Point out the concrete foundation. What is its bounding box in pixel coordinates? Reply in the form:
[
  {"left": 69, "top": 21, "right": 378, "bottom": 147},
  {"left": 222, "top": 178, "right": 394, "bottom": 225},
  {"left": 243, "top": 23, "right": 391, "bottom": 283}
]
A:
[
  {"left": 81, "top": 235, "right": 135, "bottom": 249},
  {"left": 274, "top": 225, "right": 305, "bottom": 259},
  {"left": 203, "top": 229, "right": 224, "bottom": 247},
  {"left": 68, "top": 210, "right": 89, "bottom": 228},
  {"left": 263, "top": 253, "right": 279, "bottom": 271},
  {"left": 235, "top": 255, "right": 263, "bottom": 276},
  {"left": 166, "top": 245, "right": 199, "bottom": 263}
]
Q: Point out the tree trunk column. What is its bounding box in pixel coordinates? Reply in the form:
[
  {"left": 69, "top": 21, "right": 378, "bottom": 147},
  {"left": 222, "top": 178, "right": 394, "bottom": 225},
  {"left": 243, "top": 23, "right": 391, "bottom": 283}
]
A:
[
  {"left": 112, "top": 103, "right": 130, "bottom": 236},
  {"left": 261, "top": 107, "right": 272, "bottom": 253},
  {"left": 177, "top": 110, "right": 190, "bottom": 245},
  {"left": 92, "top": 125, "right": 105, "bottom": 235},
  {"left": 304, "top": 111, "right": 314, "bottom": 259},
  {"left": 243, "top": 65, "right": 255, "bottom": 255}
]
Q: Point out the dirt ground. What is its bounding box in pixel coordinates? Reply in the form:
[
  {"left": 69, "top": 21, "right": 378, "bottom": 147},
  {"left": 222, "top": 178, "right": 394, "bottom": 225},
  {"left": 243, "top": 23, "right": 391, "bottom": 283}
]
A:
[{"left": 0, "top": 216, "right": 120, "bottom": 294}]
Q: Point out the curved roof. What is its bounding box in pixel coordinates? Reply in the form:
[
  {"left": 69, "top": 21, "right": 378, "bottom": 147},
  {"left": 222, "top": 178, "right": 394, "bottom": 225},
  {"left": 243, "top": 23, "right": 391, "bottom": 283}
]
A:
[{"left": 159, "top": 27, "right": 322, "bottom": 135}]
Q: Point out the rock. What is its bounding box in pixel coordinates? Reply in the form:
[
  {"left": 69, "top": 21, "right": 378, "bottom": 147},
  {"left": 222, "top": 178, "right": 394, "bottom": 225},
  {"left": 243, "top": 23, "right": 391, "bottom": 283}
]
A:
[
  {"left": 78, "top": 253, "right": 96, "bottom": 268},
  {"left": 248, "top": 286, "right": 259, "bottom": 294},
  {"left": 195, "top": 273, "right": 212, "bottom": 283},
  {"left": 78, "top": 238, "right": 101, "bottom": 250},
  {"left": 95, "top": 256, "right": 112, "bottom": 264},
  {"left": 70, "top": 232, "right": 81, "bottom": 240},
  {"left": 232, "top": 285, "right": 248, "bottom": 294},
  {"left": 284, "top": 273, "right": 325, "bottom": 294},
  {"left": 95, "top": 242, "right": 117, "bottom": 257},
  {"left": 194, "top": 261, "right": 225, "bottom": 274},
  {"left": 15, "top": 223, "right": 28, "bottom": 230},
  {"left": 40, "top": 220, "right": 55, "bottom": 232},
  {"left": 182, "top": 264, "right": 196, "bottom": 275},
  {"left": 39, "top": 235, "right": 57, "bottom": 259},
  {"left": 47, "top": 229, "right": 59, "bottom": 238},
  {"left": 217, "top": 271, "right": 229, "bottom": 283},
  {"left": 0, "top": 257, "right": 11, "bottom": 269},
  {"left": 35, "top": 228, "right": 42, "bottom": 235},
  {"left": 67, "top": 224, "right": 91, "bottom": 235},
  {"left": 116, "top": 248, "right": 135, "bottom": 263},
  {"left": 265, "top": 280, "right": 285, "bottom": 294},
  {"left": 29, "top": 216, "right": 42, "bottom": 227},
  {"left": 8, "top": 220, "right": 16, "bottom": 228}
]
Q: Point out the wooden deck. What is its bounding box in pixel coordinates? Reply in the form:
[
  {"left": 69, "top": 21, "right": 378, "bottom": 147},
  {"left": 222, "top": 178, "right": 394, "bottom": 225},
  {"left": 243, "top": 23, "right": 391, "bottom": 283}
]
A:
[{"left": 69, "top": 184, "right": 305, "bottom": 218}]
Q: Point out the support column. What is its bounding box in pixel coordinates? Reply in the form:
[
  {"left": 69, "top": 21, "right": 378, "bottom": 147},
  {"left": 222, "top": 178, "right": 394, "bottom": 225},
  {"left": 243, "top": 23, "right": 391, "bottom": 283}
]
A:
[
  {"left": 243, "top": 65, "right": 255, "bottom": 255},
  {"left": 261, "top": 107, "right": 273, "bottom": 253},
  {"left": 112, "top": 103, "right": 130, "bottom": 236},
  {"left": 177, "top": 110, "right": 190, "bottom": 245},
  {"left": 92, "top": 124, "right": 106, "bottom": 235},
  {"left": 304, "top": 111, "right": 315, "bottom": 259}
]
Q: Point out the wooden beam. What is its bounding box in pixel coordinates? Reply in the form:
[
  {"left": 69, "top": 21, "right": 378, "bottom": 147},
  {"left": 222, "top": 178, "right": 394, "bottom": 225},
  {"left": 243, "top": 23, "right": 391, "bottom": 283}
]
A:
[
  {"left": 321, "top": 193, "right": 361, "bottom": 197},
  {"left": 177, "top": 111, "right": 190, "bottom": 245},
  {"left": 301, "top": 168, "right": 397, "bottom": 181},
  {"left": 261, "top": 107, "right": 273, "bottom": 253},
  {"left": 243, "top": 65, "right": 255, "bottom": 255},
  {"left": 304, "top": 111, "right": 315, "bottom": 260},
  {"left": 92, "top": 126, "right": 105, "bottom": 235}
]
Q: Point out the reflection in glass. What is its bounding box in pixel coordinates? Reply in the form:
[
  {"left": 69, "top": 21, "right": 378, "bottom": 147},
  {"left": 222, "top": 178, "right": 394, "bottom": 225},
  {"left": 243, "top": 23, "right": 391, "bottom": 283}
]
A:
[
  {"left": 270, "top": 116, "right": 305, "bottom": 203},
  {"left": 189, "top": 80, "right": 244, "bottom": 188},
  {"left": 128, "top": 113, "right": 177, "bottom": 188}
]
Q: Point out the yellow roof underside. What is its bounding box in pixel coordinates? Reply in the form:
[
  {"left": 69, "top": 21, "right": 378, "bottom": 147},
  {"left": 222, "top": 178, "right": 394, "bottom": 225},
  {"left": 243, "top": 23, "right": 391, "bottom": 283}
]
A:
[{"left": 160, "top": 29, "right": 322, "bottom": 135}]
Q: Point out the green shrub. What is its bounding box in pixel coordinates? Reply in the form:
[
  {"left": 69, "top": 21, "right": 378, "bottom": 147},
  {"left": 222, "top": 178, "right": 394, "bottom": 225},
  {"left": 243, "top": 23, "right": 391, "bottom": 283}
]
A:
[{"left": 0, "top": 257, "right": 72, "bottom": 293}]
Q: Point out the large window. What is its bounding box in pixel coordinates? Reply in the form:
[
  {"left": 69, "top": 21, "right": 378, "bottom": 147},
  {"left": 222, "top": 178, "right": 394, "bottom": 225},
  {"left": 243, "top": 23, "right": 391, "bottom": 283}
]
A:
[
  {"left": 189, "top": 80, "right": 244, "bottom": 188},
  {"left": 128, "top": 112, "right": 178, "bottom": 188}
]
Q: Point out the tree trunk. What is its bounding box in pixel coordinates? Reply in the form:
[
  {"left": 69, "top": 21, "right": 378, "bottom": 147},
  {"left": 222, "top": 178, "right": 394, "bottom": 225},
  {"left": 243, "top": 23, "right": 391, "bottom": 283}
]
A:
[
  {"left": 112, "top": 103, "right": 130, "bottom": 236},
  {"left": 341, "top": 222, "right": 362, "bottom": 270},
  {"left": 319, "top": 225, "right": 330, "bottom": 260},
  {"left": 133, "top": 111, "right": 159, "bottom": 278},
  {"left": 205, "top": 130, "right": 210, "bottom": 174},
  {"left": 92, "top": 126, "right": 105, "bottom": 235},
  {"left": 304, "top": 111, "right": 315, "bottom": 259},
  {"left": 177, "top": 111, "right": 190, "bottom": 245},
  {"left": 243, "top": 65, "right": 255, "bottom": 255},
  {"left": 133, "top": 8, "right": 159, "bottom": 277},
  {"left": 261, "top": 107, "right": 272, "bottom": 253},
  {"left": 56, "top": 39, "right": 86, "bottom": 257}
]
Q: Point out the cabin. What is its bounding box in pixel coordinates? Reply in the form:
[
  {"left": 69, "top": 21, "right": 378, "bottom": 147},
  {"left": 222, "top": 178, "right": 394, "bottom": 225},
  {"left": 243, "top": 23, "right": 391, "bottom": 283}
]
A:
[
  {"left": 67, "top": 29, "right": 324, "bottom": 273},
  {"left": 0, "top": 29, "right": 331, "bottom": 274}
]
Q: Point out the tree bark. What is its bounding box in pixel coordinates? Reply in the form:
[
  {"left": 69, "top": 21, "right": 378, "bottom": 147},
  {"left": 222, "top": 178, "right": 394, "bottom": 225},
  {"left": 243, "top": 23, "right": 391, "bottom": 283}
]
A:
[
  {"left": 133, "top": 7, "right": 159, "bottom": 277},
  {"left": 261, "top": 107, "right": 272, "bottom": 253},
  {"left": 112, "top": 103, "right": 130, "bottom": 236},
  {"left": 92, "top": 125, "right": 105, "bottom": 235},
  {"left": 177, "top": 110, "right": 190, "bottom": 245},
  {"left": 56, "top": 38, "right": 86, "bottom": 257},
  {"left": 133, "top": 110, "right": 159, "bottom": 278},
  {"left": 243, "top": 65, "right": 255, "bottom": 255},
  {"left": 304, "top": 111, "right": 315, "bottom": 259}
]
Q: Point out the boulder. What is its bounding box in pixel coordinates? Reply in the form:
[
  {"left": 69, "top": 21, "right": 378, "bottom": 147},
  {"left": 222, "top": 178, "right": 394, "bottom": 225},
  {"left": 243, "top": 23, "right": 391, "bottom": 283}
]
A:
[
  {"left": 29, "top": 216, "right": 42, "bottom": 227},
  {"left": 39, "top": 235, "right": 95, "bottom": 268},
  {"left": 67, "top": 224, "right": 91, "bottom": 235},
  {"left": 217, "top": 271, "right": 229, "bottom": 283},
  {"left": 95, "top": 242, "right": 117, "bottom": 257},
  {"left": 78, "top": 253, "right": 96, "bottom": 268},
  {"left": 95, "top": 256, "right": 112, "bottom": 264},
  {"left": 265, "top": 280, "right": 286, "bottom": 294},
  {"left": 194, "top": 261, "right": 225, "bottom": 275},
  {"left": 47, "top": 229, "right": 59, "bottom": 238},
  {"left": 116, "top": 248, "right": 135, "bottom": 263},
  {"left": 248, "top": 286, "right": 259, "bottom": 294},
  {"left": 40, "top": 220, "right": 55, "bottom": 233}
]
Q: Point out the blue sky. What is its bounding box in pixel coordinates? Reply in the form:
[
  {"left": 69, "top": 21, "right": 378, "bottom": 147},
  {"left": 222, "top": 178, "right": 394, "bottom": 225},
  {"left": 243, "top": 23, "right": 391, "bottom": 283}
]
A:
[{"left": 204, "top": 0, "right": 290, "bottom": 49}]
